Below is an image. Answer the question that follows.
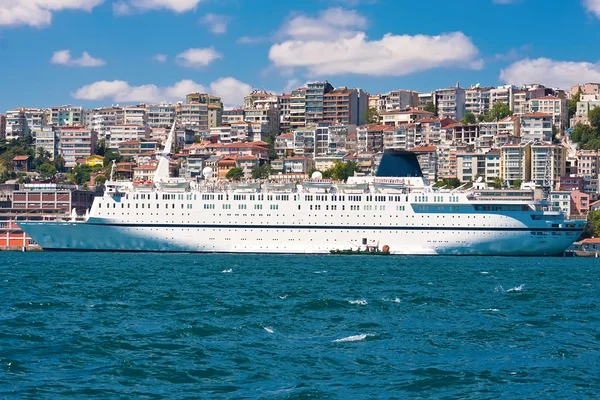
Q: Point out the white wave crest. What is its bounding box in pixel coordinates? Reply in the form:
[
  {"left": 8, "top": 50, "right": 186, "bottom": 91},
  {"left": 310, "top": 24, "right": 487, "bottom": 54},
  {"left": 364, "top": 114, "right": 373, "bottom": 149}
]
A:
[
  {"left": 221, "top": 269, "right": 233, "bottom": 273},
  {"left": 333, "top": 334, "right": 373, "bottom": 343},
  {"left": 507, "top": 284, "right": 524, "bottom": 292},
  {"left": 314, "top": 270, "right": 328, "bottom": 274},
  {"left": 263, "top": 326, "right": 274, "bottom": 334},
  {"left": 349, "top": 300, "right": 368, "bottom": 305},
  {"left": 278, "top": 295, "right": 288, "bottom": 299},
  {"left": 480, "top": 308, "right": 500, "bottom": 312},
  {"left": 481, "top": 271, "right": 489, "bottom": 275}
]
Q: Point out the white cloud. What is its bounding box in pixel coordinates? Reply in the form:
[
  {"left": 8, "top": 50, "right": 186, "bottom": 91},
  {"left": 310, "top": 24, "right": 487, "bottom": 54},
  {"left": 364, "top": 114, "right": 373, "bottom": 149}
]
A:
[
  {"left": 152, "top": 54, "right": 168, "bottom": 63},
  {"left": 50, "top": 50, "right": 106, "bottom": 67},
  {"left": 72, "top": 77, "right": 252, "bottom": 106},
  {"left": 0, "top": 0, "right": 103, "bottom": 28},
  {"left": 280, "top": 7, "right": 367, "bottom": 40},
  {"left": 583, "top": 0, "right": 600, "bottom": 18},
  {"left": 269, "top": 31, "right": 482, "bottom": 77},
  {"left": 199, "top": 13, "right": 230, "bottom": 34},
  {"left": 268, "top": 8, "right": 482, "bottom": 77},
  {"left": 176, "top": 47, "right": 222, "bottom": 68},
  {"left": 500, "top": 58, "right": 600, "bottom": 89},
  {"left": 236, "top": 36, "right": 267, "bottom": 45},
  {"left": 113, "top": 0, "right": 203, "bottom": 14}
]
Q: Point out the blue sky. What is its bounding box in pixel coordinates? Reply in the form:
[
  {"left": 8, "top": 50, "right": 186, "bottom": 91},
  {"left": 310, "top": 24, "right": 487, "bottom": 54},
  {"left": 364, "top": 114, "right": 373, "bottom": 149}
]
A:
[{"left": 1, "top": 0, "right": 600, "bottom": 112}]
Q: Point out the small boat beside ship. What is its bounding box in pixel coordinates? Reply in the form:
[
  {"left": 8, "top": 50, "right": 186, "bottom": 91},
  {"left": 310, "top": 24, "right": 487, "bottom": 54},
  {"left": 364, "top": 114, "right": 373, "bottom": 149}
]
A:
[{"left": 330, "top": 244, "right": 391, "bottom": 255}]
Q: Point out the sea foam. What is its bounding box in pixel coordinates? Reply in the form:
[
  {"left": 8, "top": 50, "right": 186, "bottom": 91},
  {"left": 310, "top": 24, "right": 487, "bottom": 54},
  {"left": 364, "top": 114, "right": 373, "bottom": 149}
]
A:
[{"left": 333, "top": 334, "right": 373, "bottom": 343}]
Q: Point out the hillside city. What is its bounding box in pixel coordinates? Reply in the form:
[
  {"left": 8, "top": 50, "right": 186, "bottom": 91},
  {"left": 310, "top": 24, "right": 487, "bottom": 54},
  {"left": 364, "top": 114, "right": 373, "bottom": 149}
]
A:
[{"left": 3, "top": 80, "right": 600, "bottom": 248}]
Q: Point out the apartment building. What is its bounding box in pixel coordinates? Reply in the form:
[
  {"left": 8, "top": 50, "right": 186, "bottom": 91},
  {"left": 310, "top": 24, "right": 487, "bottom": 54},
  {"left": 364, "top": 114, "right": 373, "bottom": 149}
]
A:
[
  {"left": 322, "top": 87, "right": 367, "bottom": 126},
  {"left": 435, "top": 85, "right": 466, "bottom": 121},
  {"left": 383, "top": 124, "right": 422, "bottom": 150},
  {"left": 279, "top": 94, "right": 291, "bottom": 132},
  {"left": 35, "top": 126, "right": 59, "bottom": 159},
  {"left": 465, "top": 86, "right": 491, "bottom": 116},
  {"left": 570, "top": 83, "right": 600, "bottom": 97},
  {"left": 5, "top": 109, "right": 28, "bottom": 140},
  {"left": 576, "top": 150, "right": 599, "bottom": 193},
  {"left": 490, "top": 85, "right": 516, "bottom": 109},
  {"left": 208, "top": 105, "right": 223, "bottom": 129},
  {"left": 87, "top": 107, "right": 123, "bottom": 139},
  {"left": 385, "top": 89, "right": 419, "bottom": 111},
  {"left": 456, "top": 150, "right": 500, "bottom": 183},
  {"left": 530, "top": 142, "right": 566, "bottom": 188},
  {"left": 410, "top": 145, "right": 437, "bottom": 183},
  {"left": 106, "top": 124, "right": 149, "bottom": 149},
  {"left": 528, "top": 96, "right": 568, "bottom": 132},
  {"left": 50, "top": 105, "right": 84, "bottom": 126},
  {"left": 244, "top": 89, "right": 274, "bottom": 109},
  {"left": 573, "top": 94, "right": 600, "bottom": 126},
  {"left": 59, "top": 126, "right": 98, "bottom": 167},
  {"left": 222, "top": 109, "right": 244, "bottom": 126},
  {"left": 146, "top": 103, "right": 175, "bottom": 128},
  {"left": 419, "top": 118, "right": 442, "bottom": 144},
  {"left": 123, "top": 106, "right": 146, "bottom": 125},
  {"left": 381, "top": 109, "right": 435, "bottom": 127},
  {"left": 176, "top": 102, "right": 209, "bottom": 132},
  {"left": 417, "top": 92, "right": 435, "bottom": 111},
  {"left": 521, "top": 113, "right": 553, "bottom": 142},
  {"left": 498, "top": 115, "right": 521, "bottom": 137},
  {"left": 305, "top": 81, "right": 334, "bottom": 125},
  {"left": 186, "top": 93, "right": 222, "bottom": 108},
  {"left": 356, "top": 125, "right": 389, "bottom": 153},
  {"left": 290, "top": 88, "right": 307, "bottom": 130},
  {"left": 243, "top": 108, "right": 280, "bottom": 138},
  {"left": 501, "top": 142, "right": 531, "bottom": 186}
]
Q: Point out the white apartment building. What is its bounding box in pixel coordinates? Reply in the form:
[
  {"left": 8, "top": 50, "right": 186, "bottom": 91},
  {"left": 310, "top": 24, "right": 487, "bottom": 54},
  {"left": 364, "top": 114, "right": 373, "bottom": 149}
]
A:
[
  {"left": 87, "top": 107, "right": 123, "bottom": 139},
  {"left": 243, "top": 108, "right": 280, "bottom": 138},
  {"left": 435, "top": 86, "right": 466, "bottom": 121},
  {"left": 384, "top": 89, "right": 419, "bottom": 110},
  {"left": 528, "top": 96, "right": 568, "bottom": 132},
  {"left": 123, "top": 106, "right": 146, "bottom": 125},
  {"left": 36, "top": 126, "right": 59, "bottom": 159},
  {"left": 521, "top": 113, "right": 553, "bottom": 142},
  {"left": 210, "top": 126, "right": 232, "bottom": 143},
  {"left": 530, "top": 142, "right": 566, "bottom": 188},
  {"left": 5, "top": 109, "right": 28, "bottom": 140},
  {"left": 573, "top": 94, "right": 600, "bottom": 126},
  {"left": 498, "top": 115, "right": 521, "bottom": 137},
  {"left": 501, "top": 143, "right": 531, "bottom": 186},
  {"left": 456, "top": 151, "right": 500, "bottom": 183},
  {"left": 490, "top": 85, "right": 517, "bottom": 109},
  {"left": 146, "top": 104, "right": 175, "bottom": 128},
  {"left": 380, "top": 109, "right": 435, "bottom": 126},
  {"left": 176, "top": 103, "right": 208, "bottom": 132},
  {"left": 465, "top": 86, "right": 491, "bottom": 115},
  {"left": 106, "top": 124, "right": 149, "bottom": 150},
  {"left": 383, "top": 124, "right": 422, "bottom": 150}
]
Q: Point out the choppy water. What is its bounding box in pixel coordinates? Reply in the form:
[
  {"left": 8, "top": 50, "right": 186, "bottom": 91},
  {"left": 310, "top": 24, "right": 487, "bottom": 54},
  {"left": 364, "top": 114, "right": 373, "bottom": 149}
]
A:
[{"left": 1, "top": 253, "right": 599, "bottom": 399}]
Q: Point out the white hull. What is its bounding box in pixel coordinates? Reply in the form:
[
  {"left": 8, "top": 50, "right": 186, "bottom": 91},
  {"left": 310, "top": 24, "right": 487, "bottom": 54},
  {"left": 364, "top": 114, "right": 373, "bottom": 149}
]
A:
[{"left": 19, "top": 221, "right": 581, "bottom": 256}]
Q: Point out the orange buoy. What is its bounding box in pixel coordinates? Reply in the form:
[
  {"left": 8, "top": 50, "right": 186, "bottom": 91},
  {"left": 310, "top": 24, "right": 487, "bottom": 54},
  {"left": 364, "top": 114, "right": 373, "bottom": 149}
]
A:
[{"left": 382, "top": 245, "right": 390, "bottom": 253}]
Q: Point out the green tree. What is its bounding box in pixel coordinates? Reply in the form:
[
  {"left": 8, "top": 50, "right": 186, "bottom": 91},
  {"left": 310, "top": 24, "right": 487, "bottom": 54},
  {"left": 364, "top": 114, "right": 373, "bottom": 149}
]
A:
[
  {"left": 490, "top": 177, "right": 504, "bottom": 189},
  {"left": 263, "top": 137, "right": 278, "bottom": 160},
  {"left": 226, "top": 167, "right": 244, "bottom": 181},
  {"left": 511, "top": 179, "right": 522, "bottom": 189},
  {"left": 38, "top": 162, "right": 57, "bottom": 179},
  {"left": 424, "top": 102, "right": 436, "bottom": 114},
  {"left": 193, "top": 134, "right": 202, "bottom": 143},
  {"left": 95, "top": 139, "right": 107, "bottom": 156},
  {"left": 461, "top": 112, "right": 477, "bottom": 125},
  {"left": 588, "top": 106, "right": 600, "bottom": 129},
  {"left": 94, "top": 175, "right": 107, "bottom": 186},
  {"left": 53, "top": 155, "right": 66, "bottom": 173},
  {"left": 489, "top": 102, "right": 513, "bottom": 121},
  {"left": 103, "top": 148, "right": 121, "bottom": 167},
  {"left": 568, "top": 89, "right": 582, "bottom": 120},
  {"left": 251, "top": 164, "right": 273, "bottom": 179},
  {"left": 69, "top": 164, "right": 92, "bottom": 185},
  {"left": 581, "top": 210, "right": 600, "bottom": 240},
  {"left": 571, "top": 123, "right": 600, "bottom": 150},
  {"left": 366, "top": 107, "right": 379, "bottom": 124}
]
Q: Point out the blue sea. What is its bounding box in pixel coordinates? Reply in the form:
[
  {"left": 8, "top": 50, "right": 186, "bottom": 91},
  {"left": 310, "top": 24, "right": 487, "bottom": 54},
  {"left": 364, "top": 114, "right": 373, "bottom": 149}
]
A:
[{"left": 1, "top": 253, "right": 599, "bottom": 399}]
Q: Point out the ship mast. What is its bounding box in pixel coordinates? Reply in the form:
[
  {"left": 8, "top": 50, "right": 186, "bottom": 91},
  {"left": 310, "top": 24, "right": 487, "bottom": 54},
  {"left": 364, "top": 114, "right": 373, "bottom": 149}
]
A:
[{"left": 153, "top": 120, "right": 176, "bottom": 182}]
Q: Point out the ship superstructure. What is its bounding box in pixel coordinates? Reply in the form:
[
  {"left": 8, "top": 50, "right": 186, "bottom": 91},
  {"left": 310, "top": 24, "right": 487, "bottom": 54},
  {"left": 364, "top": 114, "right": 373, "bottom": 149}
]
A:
[{"left": 19, "top": 123, "right": 585, "bottom": 255}]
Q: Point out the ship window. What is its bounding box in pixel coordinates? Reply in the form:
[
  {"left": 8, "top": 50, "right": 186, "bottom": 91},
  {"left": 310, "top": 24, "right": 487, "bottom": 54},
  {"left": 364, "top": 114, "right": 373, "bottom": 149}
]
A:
[
  {"left": 99, "top": 203, "right": 101, "bottom": 208},
  {"left": 172, "top": 204, "right": 175, "bottom": 208}
]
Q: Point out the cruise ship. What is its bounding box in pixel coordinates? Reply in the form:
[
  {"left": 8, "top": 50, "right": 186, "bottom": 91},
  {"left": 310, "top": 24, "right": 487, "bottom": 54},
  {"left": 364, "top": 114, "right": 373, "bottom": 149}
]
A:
[{"left": 19, "top": 123, "right": 585, "bottom": 256}]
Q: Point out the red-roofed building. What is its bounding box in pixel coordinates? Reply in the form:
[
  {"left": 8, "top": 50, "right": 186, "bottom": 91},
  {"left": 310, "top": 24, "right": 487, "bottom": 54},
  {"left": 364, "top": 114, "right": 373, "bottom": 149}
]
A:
[{"left": 13, "top": 155, "right": 31, "bottom": 172}]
